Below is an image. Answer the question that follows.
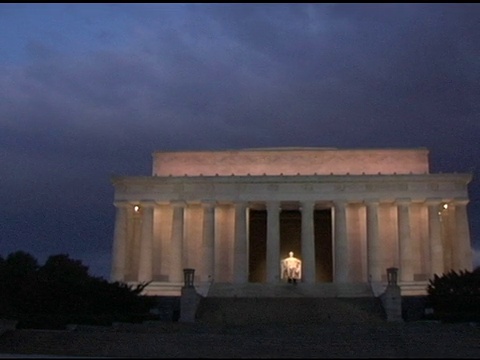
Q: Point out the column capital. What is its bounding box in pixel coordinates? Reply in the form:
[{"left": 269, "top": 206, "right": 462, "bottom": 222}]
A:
[
  {"left": 453, "top": 197, "right": 469, "bottom": 206},
  {"left": 113, "top": 200, "right": 130, "bottom": 208},
  {"left": 171, "top": 200, "right": 186, "bottom": 208},
  {"left": 333, "top": 200, "right": 348, "bottom": 208},
  {"left": 266, "top": 201, "right": 281, "bottom": 212},
  {"left": 364, "top": 198, "right": 380, "bottom": 206},
  {"left": 234, "top": 201, "right": 249, "bottom": 210},
  {"left": 201, "top": 200, "right": 217, "bottom": 209},
  {"left": 139, "top": 200, "right": 157, "bottom": 208},
  {"left": 300, "top": 201, "right": 315, "bottom": 212},
  {"left": 425, "top": 197, "right": 443, "bottom": 206},
  {"left": 396, "top": 197, "right": 411, "bottom": 206}
]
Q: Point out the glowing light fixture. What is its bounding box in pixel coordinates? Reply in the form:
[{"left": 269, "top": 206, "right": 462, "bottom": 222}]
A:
[
  {"left": 443, "top": 203, "right": 449, "bottom": 210},
  {"left": 134, "top": 205, "right": 140, "bottom": 212}
]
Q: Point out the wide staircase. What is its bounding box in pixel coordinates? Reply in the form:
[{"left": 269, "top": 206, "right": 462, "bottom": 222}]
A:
[
  {"left": 1, "top": 282, "right": 480, "bottom": 358},
  {"left": 205, "top": 281, "right": 373, "bottom": 298},
  {"left": 5, "top": 283, "right": 478, "bottom": 358},
  {"left": 196, "top": 296, "right": 386, "bottom": 325},
  {"left": 195, "top": 282, "right": 386, "bottom": 325}
]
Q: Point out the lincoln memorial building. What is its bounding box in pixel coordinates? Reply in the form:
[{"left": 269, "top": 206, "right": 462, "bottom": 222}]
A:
[{"left": 110, "top": 148, "right": 473, "bottom": 297}]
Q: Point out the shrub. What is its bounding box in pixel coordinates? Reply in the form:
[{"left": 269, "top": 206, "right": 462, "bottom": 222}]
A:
[{"left": 427, "top": 268, "right": 480, "bottom": 322}]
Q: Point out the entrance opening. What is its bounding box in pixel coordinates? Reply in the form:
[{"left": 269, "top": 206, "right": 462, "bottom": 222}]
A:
[
  {"left": 248, "top": 208, "right": 333, "bottom": 283},
  {"left": 279, "top": 210, "right": 301, "bottom": 261}
]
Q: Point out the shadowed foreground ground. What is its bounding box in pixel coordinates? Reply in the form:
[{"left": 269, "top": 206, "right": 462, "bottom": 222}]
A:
[{"left": 0, "top": 321, "right": 479, "bottom": 358}]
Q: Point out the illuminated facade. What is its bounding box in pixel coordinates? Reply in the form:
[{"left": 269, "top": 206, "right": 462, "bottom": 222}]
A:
[{"left": 111, "top": 148, "right": 473, "bottom": 296}]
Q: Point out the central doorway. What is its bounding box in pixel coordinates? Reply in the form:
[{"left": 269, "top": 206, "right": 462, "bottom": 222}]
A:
[{"left": 248, "top": 209, "right": 332, "bottom": 283}]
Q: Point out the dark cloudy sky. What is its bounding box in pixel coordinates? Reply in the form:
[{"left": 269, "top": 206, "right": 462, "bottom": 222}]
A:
[{"left": 1, "top": 3, "right": 479, "bottom": 279}]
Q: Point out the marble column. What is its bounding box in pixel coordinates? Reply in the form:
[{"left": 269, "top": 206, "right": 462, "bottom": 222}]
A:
[
  {"left": 138, "top": 201, "right": 156, "bottom": 282},
  {"left": 170, "top": 201, "right": 185, "bottom": 283},
  {"left": 266, "top": 201, "right": 281, "bottom": 283},
  {"left": 301, "top": 201, "right": 316, "bottom": 283},
  {"left": 454, "top": 198, "right": 473, "bottom": 272},
  {"left": 397, "top": 198, "right": 413, "bottom": 282},
  {"left": 233, "top": 202, "right": 248, "bottom": 283},
  {"left": 334, "top": 200, "right": 349, "bottom": 283},
  {"left": 366, "top": 199, "right": 381, "bottom": 282},
  {"left": 427, "top": 198, "right": 444, "bottom": 277},
  {"left": 202, "top": 200, "right": 216, "bottom": 282},
  {"left": 445, "top": 202, "right": 457, "bottom": 272},
  {"left": 111, "top": 201, "right": 129, "bottom": 282},
  {"left": 130, "top": 206, "right": 142, "bottom": 281}
]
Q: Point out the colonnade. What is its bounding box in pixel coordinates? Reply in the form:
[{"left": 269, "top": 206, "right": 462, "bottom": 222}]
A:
[{"left": 111, "top": 197, "right": 472, "bottom": 285}]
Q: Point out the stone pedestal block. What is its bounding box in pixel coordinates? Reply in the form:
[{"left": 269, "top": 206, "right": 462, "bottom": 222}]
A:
[
  {"left": 381, "top": 285, "right": 403, "bottom": 322},
  {"left": 179, "top": 287, "right": 202, "bottom": 323}
]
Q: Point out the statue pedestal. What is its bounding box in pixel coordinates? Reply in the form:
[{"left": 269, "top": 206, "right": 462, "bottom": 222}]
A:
[
  {"left": 381, "top": 285, "right": 403, "bottom": 322},
  {"left": 179, "top": 286, "right": 202, "bottom": 323}
]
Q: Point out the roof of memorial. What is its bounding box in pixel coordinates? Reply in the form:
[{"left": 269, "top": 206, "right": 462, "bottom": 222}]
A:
[{"left": 153, "top": 147, "right": 428, "bottom": 153}]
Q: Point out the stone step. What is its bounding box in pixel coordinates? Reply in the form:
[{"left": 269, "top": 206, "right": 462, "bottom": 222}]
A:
[
  {"left": 207, "top": 282, "right": 372, "bottom": 298},
  {"left": 195, "top": 297, "right": 386, "bottom": 325}
]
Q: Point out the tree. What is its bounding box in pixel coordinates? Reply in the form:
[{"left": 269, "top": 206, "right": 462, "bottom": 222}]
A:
[
  {"left": 0, "top": 251, "right": 40, "bottom": 315},
  {"left": 0, "top": 251, "right": 157, "bottom": 328}
]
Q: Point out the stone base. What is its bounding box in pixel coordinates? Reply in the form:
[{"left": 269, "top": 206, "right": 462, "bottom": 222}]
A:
[
  {"left": 381, "top": 285, "right": 403, "bottom": 322},
  {"left": 179, "top": 287, "right": 202, "bottom": 323},
  {"left": 399, "top": 281, "right": 429, "bottom": 296},
  {"left": 135, "top": 281, "right": 213, "bottom": 297}
]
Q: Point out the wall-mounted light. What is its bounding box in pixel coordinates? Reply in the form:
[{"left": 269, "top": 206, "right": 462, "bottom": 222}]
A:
[
  {"left": 438, "top": 202, "right": 449, "bottom": 218},
  {"left": 134, "top": 205, "right": 140, "bottom": 212}
]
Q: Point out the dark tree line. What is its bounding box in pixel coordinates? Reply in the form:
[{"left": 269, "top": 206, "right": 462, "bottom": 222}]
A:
[{"left": 0, "top": 251, "right": 157, "bottom": 329}]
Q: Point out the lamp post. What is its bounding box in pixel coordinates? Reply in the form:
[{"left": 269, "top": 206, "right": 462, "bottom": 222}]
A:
[
  {"left": 387, "top": 267, "right": 398, "bottom": 286},
  {"left": 179, "top": 268, "right": 198, "bottom": 323},
  {"left": 183, "top": 268, "right": 195, "bottom": 288},
  {"left": 383, "top": 267, "right": 403, "bottom": 322}
]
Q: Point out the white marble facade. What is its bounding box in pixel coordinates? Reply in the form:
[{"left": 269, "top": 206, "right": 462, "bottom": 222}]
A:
[{"left": 111, "top": 148, "right": 473, "bottom": 295}]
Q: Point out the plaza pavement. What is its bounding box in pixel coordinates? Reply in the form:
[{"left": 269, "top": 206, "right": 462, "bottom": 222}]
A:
[{"left": 0, "top": 321, "right": 479, "bottom": 358}]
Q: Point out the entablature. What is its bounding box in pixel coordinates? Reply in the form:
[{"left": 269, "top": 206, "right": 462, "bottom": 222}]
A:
[{"left": 112, "top": 173, "right": 472, "bottom": 204}]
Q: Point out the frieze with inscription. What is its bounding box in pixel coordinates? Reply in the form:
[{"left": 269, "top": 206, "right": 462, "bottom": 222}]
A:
[
  {"left": 268, "top": 184, "right": 279, "bottom": 192},
  {"left": 365, "top": 183, "right": 408, "bottom": 191}
]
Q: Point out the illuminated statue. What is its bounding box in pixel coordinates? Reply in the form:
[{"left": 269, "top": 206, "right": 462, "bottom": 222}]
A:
[{"left": 281, "top": 251, "right": 302, "bottom": 283}]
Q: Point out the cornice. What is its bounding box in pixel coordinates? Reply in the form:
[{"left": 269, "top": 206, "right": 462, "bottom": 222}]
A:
[{"left": 111, "top": 172, "right": 472, "bottom": 186}]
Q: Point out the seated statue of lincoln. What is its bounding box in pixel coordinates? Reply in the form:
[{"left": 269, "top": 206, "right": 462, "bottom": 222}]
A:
[{"left": 281, "top": 251, "right": 302, "bottom": 284}]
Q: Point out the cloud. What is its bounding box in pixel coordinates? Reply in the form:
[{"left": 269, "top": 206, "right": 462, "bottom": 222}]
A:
[
  {"left": 2, "top": 4, "right": 480, "bottom": 150},
  {"left": 0, "top": 4, "right": 479, "bottom": 271}
]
